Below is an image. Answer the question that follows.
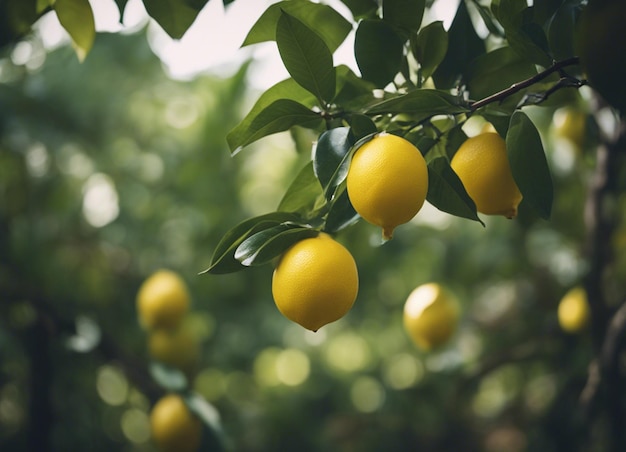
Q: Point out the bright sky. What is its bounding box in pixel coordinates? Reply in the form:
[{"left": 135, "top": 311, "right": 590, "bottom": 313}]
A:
[{"left": 37, "top": 0, "right": 458, "bottom": 90}]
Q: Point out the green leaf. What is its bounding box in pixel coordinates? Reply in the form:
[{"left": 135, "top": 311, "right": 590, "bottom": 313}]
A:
[
  {"left": 364, "top": 89, "right": 469, "bottom": 121},
  {"left": 54, "top": 0, "right": 95, "bottom": 62},
  {"left": 471, "top": 1, "right": 504, "bottom": 36},
  {"left": 142, "top": 0, "right": 204, "bottom": 39},
  {"left": 354, "top": 19, "right": 405, "bottom": 88},
  {"left": 324, "top": 187, "right": 359, "bottom": 233},
  {"left": 412, "top": 20, "right": 448, "bottom": 81},
  {"left": 113, "top": 0, "right": 129, "bottom": 21},
  {"left": 334, "top": 65, "right": 378, "bottom": 109},
  {"left": 432, "top": 0, "right": 485, "bottom": 89},
  {"left": 314, "top": 127, "right": 354, "bottom": 198},
  {"left": 276, "top": 11, "right": 336, "bottom": 104},
  {"left": 184, "top": 392, "right": 226, "bottom": 451},
  {"left": 467, "top": 46, "right": 537, "bottom": 102},
  {"left": 427, "top": 157, "right": 484, "bottom": 225},
  {"left": 235, "top": 225, "right": 318, "bottom": 267},
  {"left": 546, "top": 2, "right": 580, "bottom": 61},
  {"left": 227, "top": 99, "right": 322, "bottom": 154},
  {"left": 383, "top": 0, "right": 425, "bottom": 34},
  {"left": 201, "top": 212, "right": 302, "bottom": 274},
  {"left": 491, "top": 0, "right": 552, "bottom": 67},
  {"left": 348, "top": 114, "right": 378, "bottom": 141},
  {"left": 227, "top": 77, "right": 318, "bottom": 154},
  {"left": 506, "top": 111, "right": 553, "bottom": 219},
  {"left": 149, "top": 362, "right": 188, "bottom": 391},
  {"left": 242, "top": 0, "right": 352, "bottom": 53},
  {"left": 278, "top": 162, "right": 324, "bottom": 214},
  {"left": 340, "top": 0, "right": 378, "bottom": 19}
]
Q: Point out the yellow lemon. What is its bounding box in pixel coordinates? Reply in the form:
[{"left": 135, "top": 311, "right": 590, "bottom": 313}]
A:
[
  {"left": 346, "top": 133, "right": 428, "bottom": 240},
  {"left": 451, "top": 132, "right": 522, "bottom": 218},
  {"left": 150, "top": 394, "right": 202, "bottom": 452},
  {"left": 552, "top": 107, "right": 586, "bottom": 150},
  {"left": 148, "top": 324, "right": 200, "bottom": 373},
  {"left": 272, "top": 233, "right": 358, "bottom": 331},
  {"left": 137, "top": 270, "right": 190, "bottom": 330},
  {"left": 558, "top": 286, "right": 590, "bottom": 333},
  {"left": 403, "top": 283, "right": 459, "bottom": 351}
]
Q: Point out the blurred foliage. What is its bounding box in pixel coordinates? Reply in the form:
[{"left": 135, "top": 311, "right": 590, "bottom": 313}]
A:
[{"left": 1, "top": 5, "right": 626, "bottom": 452}]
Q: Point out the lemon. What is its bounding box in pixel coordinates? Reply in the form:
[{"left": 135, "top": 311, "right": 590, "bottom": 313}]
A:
[
  {"left": 346, "top": 133, "right": 428, "bottom": 240},
  {"left": 148, "top": 324, "right": 200, "bottom": 373},
  {"left": 150, "top": 394, "right": 202, "bottom": 452},
  {"left": 403, "top": 283, "right": 459, "bottom": 351},
  {"left": 451, "top": 132, "right": 522, "bottom": 218},
  {"left": 272, "top": 233, "right": 358, "bottom": 331},
  {"left": 576, "top": 0, "right": 626, "bottom": 113},
  {"left": 558, "top": 286, "right": 590, "bottom": 333},
  {"left": 552, "top": 107, "right": 586, "bottom": 150},
  {"left": 137, "top": 270, "right": 190, "bottom": 330}
]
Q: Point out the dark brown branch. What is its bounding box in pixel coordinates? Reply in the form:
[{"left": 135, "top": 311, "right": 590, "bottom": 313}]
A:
[{"left": 469, "top": 56, "right": 582, "bottom": 111}]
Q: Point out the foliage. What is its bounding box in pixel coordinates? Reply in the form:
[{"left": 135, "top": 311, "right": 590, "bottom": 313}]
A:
[{"left": 1, "top": 0, "right": 626, "bottom": 451}]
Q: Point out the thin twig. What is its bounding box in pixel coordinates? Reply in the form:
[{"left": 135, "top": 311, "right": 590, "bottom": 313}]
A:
[{"left": 469, "top": 56, "right": 582, "bottom": 111}]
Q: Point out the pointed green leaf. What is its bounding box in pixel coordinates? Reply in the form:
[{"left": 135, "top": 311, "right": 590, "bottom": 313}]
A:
[
  {"left": 142, "top": 0, "right": 205, "bottom": 39},
  {"left": 242, "top": 0, "right": 352, "bottom": 53},
  {"left": 340, "top": 0, "right": 378, "bottom": 19},
  {"left": 278, "top": 162, "right": 324, "bottom": 214},
  {"left": 433, "top": 0, "right": 485, "bottom": 89},
  {"left": 227, "top": 77, "right": 318, "bottom": 154},
  {"left": 546, "top": 2, "right": 579, "bottom": 61},
  {"left": 467, "top": 46, "right": 537, "bottom": 102},
  {"left": 276, "top": 11, "right": 336, "bottom": 103},
  {"left": 227, "top": 99, "right": 322, "bottom": 154},
  {"left": 383, "top": 0, "right": 425, "bottom": 34},
  {"left": 184, "top": 392, "right": 226, "bottom": 451},
  {"left": 201, "top": 212, "right": 302, "bottom": 274},
  {"left": 491, "top": 0, "right": 552, "bottom": 67},
  {"left": 365, "top": 89, "right": 469, "bottom": 120},
  {"left": 235, "top": 225, "right": 318, "bottom": 267},
  {"left": 506, "top": 111, "right": 553, "bottom": 219},
  {"left": 427, "top": 157, "right": 484, "bottom": 225},
  {"left": 354, "top": 19, "right": 405, "bottom": 88},
  {"left": 348, "top": 114, "right": 378, "bottom": 141},
  {"left": 314, "top": 127, "right": 354, "bottom": 197},
  {"left": 324, "top": 187, "right": 359, "bottom": 233},
  {"left": 54, "top": 0, "right": 95, "bottom": 62},
  {"left": 412, "top": 20, "right": 448, "bottom": 81},
  {"left": 113, "top": 0, "right": 129, "bottom": 21}
]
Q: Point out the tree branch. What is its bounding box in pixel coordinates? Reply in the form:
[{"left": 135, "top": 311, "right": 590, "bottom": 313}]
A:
[{"left": 469, "top": 57, "right": 583, "bottom": 111}]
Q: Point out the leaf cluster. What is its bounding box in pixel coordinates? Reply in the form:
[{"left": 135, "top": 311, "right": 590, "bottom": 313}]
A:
[{"left": 207, "top": 0, "right": 585, "bottom": 274}]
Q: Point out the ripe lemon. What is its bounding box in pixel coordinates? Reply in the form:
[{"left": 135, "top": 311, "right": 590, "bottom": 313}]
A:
[
  {"left": 558, "top": 286, "right": 590, "bottom": 333},
  {"left": 451, "top": 132, "right": 522, "bottom": 218},
  {"left": 576, "top": 0, "right": 626, "bottom": 113},
  {"left": 137, "top": 270, "right": 190, "bottom": 330},
  {"left": 552, "top": 107, "right": 586, "bottom": 150},
  {"left": 346, "top": 133, "right": 428, "bottom": 240},
  {"left": 272, "top": 233, "right": 358, "bottom": 331},
  {"left": 403, "top": 283, "right": 459, "bottom": 351},
  {"left": 148, "top": 324, "right": 200, "bottom": 373},
  {"left": 150, "top": 394, "right": 202, "bottom": 452}
]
